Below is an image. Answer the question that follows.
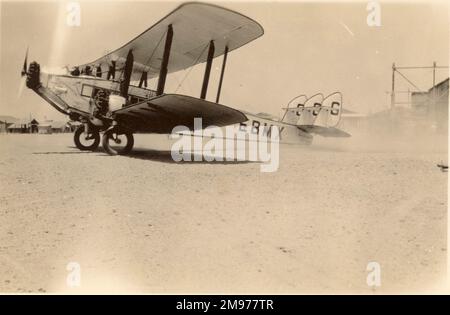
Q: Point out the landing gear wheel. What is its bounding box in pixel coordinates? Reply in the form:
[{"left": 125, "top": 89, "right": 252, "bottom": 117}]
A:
[
  {"left": 102, "top": 129, "right": 134, "bottom": 156},
  {"left": 74, "top": 126, "right": 100, "bottom": 151}
]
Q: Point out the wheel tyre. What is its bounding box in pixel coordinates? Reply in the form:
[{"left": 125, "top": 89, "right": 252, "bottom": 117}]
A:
[
  {"left": 102, "top": 129, "right": 134, "bottom": 156},
  {"left": 74, "top": 126, "right": 100, "bottom": 151}
]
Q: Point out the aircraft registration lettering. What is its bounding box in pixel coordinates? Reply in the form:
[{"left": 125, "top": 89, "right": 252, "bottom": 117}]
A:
[{"left": 239, "top": 120, "right": 276, "bottom": 137}]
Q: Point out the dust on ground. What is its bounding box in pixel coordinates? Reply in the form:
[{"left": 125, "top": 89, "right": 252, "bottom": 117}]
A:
[{"left": 0, "top": 132, "right": 447, "bottom": 293}]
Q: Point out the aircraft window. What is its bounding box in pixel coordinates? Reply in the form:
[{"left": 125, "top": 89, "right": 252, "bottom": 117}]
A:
[
  {"left": 92, "top": 88, "right": 101, "bottom": 98},
  {"left": 81, "top": 85, "right": 94, "bottom": 97},
  {"left": 71, "top": 67, "right": 80, "bottom": 76},
  {"left": 83, "top": 66, "right": 92, "bottom": 76}
]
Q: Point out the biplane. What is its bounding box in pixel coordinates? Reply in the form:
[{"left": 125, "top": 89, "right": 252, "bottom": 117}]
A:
[{"left": 22, "top": 2, "right": 349, "bottom": 156}]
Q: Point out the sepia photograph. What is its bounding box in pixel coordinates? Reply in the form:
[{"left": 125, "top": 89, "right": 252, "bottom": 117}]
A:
[{"left": 0, "top": 0, "right": 449, "bottom": 297}]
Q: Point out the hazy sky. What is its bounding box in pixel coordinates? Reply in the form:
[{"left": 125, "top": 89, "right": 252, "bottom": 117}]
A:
[{"left": 1, "top": 0, "right": 449, "bottom": 121}]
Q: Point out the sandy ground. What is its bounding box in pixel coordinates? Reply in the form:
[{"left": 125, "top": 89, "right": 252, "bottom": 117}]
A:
[{"left": 0, "top": 132, "right": 447, "bottom": 294}]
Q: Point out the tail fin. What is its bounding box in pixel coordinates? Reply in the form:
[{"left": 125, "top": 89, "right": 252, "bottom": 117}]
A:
[
  {"left": 312, "top": 92, "right": 343, "bottom": 128},
  {"left": 280, "top": 92, "right": 343, "bottom": 128},
  {"left": 280, "top": 94, "right": 308, "bottom": 125},
  {"left": 280, "top": 92, "right": 349, "bottom": 138}
]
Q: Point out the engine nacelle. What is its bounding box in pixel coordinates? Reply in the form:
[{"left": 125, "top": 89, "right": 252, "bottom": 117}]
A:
[{"left": 26, "top": 61, "right": 41, "bottom": 89}]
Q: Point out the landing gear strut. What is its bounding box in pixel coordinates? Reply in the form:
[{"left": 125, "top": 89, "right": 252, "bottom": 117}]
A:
[
  {"left": 102, "top": 128, "right": 134, "bottom": 156},
  {"left": 73, "top": 125, "right": 100, "bottom": 151}
]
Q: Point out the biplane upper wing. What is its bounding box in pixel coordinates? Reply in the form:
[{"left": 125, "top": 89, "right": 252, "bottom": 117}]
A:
[
  {"left": 77, "top": 2, "right": 264, "bottom": 81},
  {"left": 113, "top": 94, "right": 248, "bottom": 133}
]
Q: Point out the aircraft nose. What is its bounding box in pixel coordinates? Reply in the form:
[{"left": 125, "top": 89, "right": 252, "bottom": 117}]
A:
[{"left": 26, "top": 61, "right": 41, "bottom": 89}]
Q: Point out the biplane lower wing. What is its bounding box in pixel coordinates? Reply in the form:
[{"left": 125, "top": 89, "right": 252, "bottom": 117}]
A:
[{"left": 113, "top": 94, "right": 248, "bottom": 133}]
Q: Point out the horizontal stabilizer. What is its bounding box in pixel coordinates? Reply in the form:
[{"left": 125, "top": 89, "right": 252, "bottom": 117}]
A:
[{"left": 297, "top": 125, "right": 351, "bottom": 138}]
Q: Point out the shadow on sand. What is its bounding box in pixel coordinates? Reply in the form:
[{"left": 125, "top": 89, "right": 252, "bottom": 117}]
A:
[
  {"left": 34, "top": 147, "right": 257, "bottom": 165},
  {"left": 33, "top": 146, "right": 103, "bottom": 154},
  {"left": 117, "top": 148, "right": 258, "bottom": 165},
  {"left": 32, "top": 151, "right": 98, "bottom": 155}
]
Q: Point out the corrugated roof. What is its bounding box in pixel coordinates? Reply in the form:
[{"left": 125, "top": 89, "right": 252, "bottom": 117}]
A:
[
  {"left": 7, "top": 123, "right": 26, "bottom": 129},
  {"left": 40, "top": 120, "right": 68, "bottom": 129},
  {"left": 429, "top": 77, "right": 449, "bottom": 92},
  {"left": 50, "top": 121, "right": 68, "bottom": 129},
  {"left": 0, "top": 115, "right": 20, "bottom": 123}
]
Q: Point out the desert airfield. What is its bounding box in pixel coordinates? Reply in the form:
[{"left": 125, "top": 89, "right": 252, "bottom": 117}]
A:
[{"left": 0, "top": 131, "right": 447, "bottom": 294}]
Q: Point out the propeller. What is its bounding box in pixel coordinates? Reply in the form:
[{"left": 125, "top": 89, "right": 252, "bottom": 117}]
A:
[
  {"left": 18, "top": 47, "right": 29, "bottom": 98},
  {"left": 21, "top": 47, "right": 28, "bottom": 77}
]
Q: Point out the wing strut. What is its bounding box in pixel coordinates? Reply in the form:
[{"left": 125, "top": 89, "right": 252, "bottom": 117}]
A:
[
  {"left": 156, "top": 24, "right": 173, "bottom": 96},
  {"left": 215, "top": 46, "right": 228, "bottom": 103},
  {"left": 120, "top": 49, "right": 134, "bottom": 98},
  {"left": 200, "top": 40, "right": 215, "bottom": 100},
  {"left": 139, "top": 71, "right": 148, "bottom": 88},
  {"left": 107, "top": 61, "right": 116, "bottom": 80}
]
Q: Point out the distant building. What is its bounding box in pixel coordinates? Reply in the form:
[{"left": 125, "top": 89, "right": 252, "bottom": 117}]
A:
[
  {"left": 6, "top": 118, "right": 39, "bottom": 133},
  {"left": 0, "top": 121, "right": 13, "bottom": 133},
  {"left": 7, "top": 123, "right": 27, "bottom": 133},
  {"left": 0, "top": 121, "right": 10, "bottom": 133},
  {"left": 38, "top": 123, "right": 52, "bottom": 134},
  {"left": 359, "top": 77, "right": 449, "bottom": 136},
  {"left": 0, "top": 116, "right": 19, "bottom": 133},
  {"left": 51, "top": 121, "right": 70, "bottom": 133},
  {"left": 411, "top": 78, "right": 449, "bottom": 133},
  {"left": 8, "top": 119, "right": 32, "bottom": 133},
  {"left": 365, "top": 107, "right": 419, "bottom": 136},
  {"left": 29, "top": 119, "right": 39, "bottom": 133},
  {"left": 338, "top": 109, "right": 368, "bottom": 133},
  {"left": 428, "top": 78, "right": 449, "bottom": 133},
  {"left": 67, "top": 121, "right": 82, "bottom": 132},
  {"left": 411, "top": 91, "right": 429, "bottom": 116},
  {"left": 38, "top": 120, "right": 70, "bottom": 134}
]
